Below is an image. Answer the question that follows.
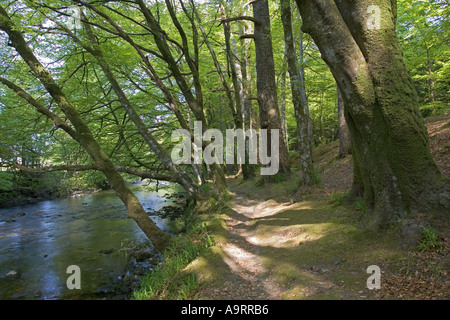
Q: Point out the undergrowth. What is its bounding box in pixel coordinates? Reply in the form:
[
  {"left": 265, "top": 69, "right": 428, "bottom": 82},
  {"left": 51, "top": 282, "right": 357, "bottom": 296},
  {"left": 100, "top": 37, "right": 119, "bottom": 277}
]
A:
[
  {"left": 417, "top": 226, "right": 444, "bottom": 253},
  {"left": 133, "top": 209, "right": 217, "bottom": 300}
]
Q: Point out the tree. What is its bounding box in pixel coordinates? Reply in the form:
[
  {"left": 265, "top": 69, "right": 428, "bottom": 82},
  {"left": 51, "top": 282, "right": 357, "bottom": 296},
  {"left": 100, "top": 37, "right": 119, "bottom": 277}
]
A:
[
  {"left": 247, "top": 0, "right": 291, "bottom": 174},
  {"left": 135, "top": 0, "right": 227, "bottom": 194},
  {"left": 337, "top": 86, "right": 351, "bottom": 157},
  {"left": 0, "top": 4, "right": 172, "bottom": 252},
  {"left": 280, "top": 0, "right": 313, "bottom": 184},
  {"left": 296, "top": 0, "right": 447, "bottom": 228},
  {"left": 397, "top": 0, "right": 450, "bottom": 105}
]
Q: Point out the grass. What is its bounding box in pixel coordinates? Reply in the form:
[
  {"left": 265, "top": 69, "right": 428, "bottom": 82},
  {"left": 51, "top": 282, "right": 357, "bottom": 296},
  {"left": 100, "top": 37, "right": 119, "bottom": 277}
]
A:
[
  {"left": 243, "top": 199, "right": 398, "bottom": 299},
  {"left": 133, "top": 212, "right": 217, "bottom": 300},
  {"left": 328, "top": 192, "right": 348, "bottom": 207},
  {"left": 352, "top": 197, "right": 366, "bottom": 213},
  {"left": 417, "top": 226, "right": 443, "bottom": 253}
]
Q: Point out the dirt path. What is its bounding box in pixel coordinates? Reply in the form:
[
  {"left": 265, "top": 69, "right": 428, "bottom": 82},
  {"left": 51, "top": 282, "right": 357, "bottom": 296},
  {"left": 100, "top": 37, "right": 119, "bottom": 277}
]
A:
[{"left": 199, "top": 188, "right": 287, "bottom": 299}]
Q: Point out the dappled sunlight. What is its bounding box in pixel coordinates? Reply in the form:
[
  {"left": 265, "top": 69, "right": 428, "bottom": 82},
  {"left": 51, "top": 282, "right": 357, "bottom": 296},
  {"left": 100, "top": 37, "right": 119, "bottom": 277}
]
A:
[
  {"left": 245, "top": 223, "right": 329, "bottom": 248},
  {"left": 221, "top": 243, "right": 266, "bottom": 279},
  {"left": 231, "top": 192, "right": 313, "bottom": 220},
  {"left": 267, "top": 262, "right": 337, "bottom": 300}
]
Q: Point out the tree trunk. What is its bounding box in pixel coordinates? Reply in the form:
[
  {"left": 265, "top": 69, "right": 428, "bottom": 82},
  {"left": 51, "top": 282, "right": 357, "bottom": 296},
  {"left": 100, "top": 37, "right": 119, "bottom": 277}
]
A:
[
  {"left": 280, "top": 0, "right": 314, "bottom": 184},
  {"left": 239, "top": 19, "right": 256, "bottom": 179},
  {"left": 337, "top": 86, "right": 352, "bottom": 157},
  {"left": 220, "top": 3, "right": 255, "bottom": 178},
  {"left": 137, "top": 0, "right": 227, "bottom": 195},
  {"left": 252, "top": 0, "right": 290, "bottom": 175},
  {"left": 0, "top": 5, "right": 171, "bottom": 252},
  {"left": 297, "top": 11, "right": 313, "bottom": 150},
  {"left": 280, "top": 53, "right": 288, "bottom": 149},
  {"left": 296, "top": 0, "right": 446, "bottom": 228},
  {"left": 426, "top": 48, "right": 436, "bottom": 102}
]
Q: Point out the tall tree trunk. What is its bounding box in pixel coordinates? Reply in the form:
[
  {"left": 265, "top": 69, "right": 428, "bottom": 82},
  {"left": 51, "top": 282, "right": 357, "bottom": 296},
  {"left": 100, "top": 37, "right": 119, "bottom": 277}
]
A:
[
  {"left": 426, "top": 48, "right": 436, "bottom": 102},
  {"left": 296, "top": 0, "right": 446, "bottom": 228},
  {"left": 337, "top": 86, "right": 352, "bottom": 157},
  {"left": 296, "top": 10, "right": 313, "bottom": 150},
  {"left": 239, "top": 19, "right": 256, "bottom": 179},
  {"left": 281, "top": 0, "right": 314, "bottom": 184},
  {"left": 252, "top": 0, "right": 290, "bottom": 175},
  {"left": 280, "top": 53, "right": 288, "bottom": 149},
  {"left": 220, "top": 3, "right": 254, "bottom": 178}
]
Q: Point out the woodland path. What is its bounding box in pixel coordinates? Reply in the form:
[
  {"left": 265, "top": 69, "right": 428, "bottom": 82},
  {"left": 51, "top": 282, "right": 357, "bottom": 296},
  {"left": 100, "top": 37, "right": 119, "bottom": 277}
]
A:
[
  {"left": 197, "top": 115, "right": 450, "bottom": 300},
  {"left": 199, "top": 184, "right": 288, "bottom": 299}
]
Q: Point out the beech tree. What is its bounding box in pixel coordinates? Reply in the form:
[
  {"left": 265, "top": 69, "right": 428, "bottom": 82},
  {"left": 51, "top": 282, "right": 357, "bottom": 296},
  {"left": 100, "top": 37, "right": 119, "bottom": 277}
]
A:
[
  {"left": 280, "top": 0, "right": 313, "bottom": 184},
  {"left": 337, "top": 86, "right": 351, "bottom": 157},
  {"left": 296, "top": 0, "right": 447, "bottom": 228},
  {"left": 244, "top": 0, "right": 291, "bottom": 174}
]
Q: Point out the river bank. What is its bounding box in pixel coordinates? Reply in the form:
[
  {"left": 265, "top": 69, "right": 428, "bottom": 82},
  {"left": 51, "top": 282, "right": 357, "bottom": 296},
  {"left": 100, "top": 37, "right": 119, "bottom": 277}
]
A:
[
  {"left": 0, "top": 187, "right": 102, "bottom": 209},
  {"left": 0, "top": 182, "right": 189, "bottom": 300},
  {"left": 92, "top": 192, "right": 191, "bottom": 300},
  {"left": 0, "top": 170, "right": 111, "bottom": 209}
]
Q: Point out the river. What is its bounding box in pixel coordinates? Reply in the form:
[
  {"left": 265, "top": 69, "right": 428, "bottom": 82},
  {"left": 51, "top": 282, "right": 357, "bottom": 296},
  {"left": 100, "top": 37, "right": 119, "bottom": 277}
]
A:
[{"left": 0, "top": 183, "right": 183, "bottom": 300}]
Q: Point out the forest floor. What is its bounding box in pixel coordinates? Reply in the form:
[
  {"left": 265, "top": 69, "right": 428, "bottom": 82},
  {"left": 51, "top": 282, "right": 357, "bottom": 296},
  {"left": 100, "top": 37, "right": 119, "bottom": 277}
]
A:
[{"left": 189, "top": 114, "right": 449, "bottom": 300}]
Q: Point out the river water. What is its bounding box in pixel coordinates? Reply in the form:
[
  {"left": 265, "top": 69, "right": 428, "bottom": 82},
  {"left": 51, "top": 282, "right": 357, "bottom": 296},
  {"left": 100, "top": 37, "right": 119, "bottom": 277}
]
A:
[{"left": 0, "top": 183, "right": 181, "bottom": 300}]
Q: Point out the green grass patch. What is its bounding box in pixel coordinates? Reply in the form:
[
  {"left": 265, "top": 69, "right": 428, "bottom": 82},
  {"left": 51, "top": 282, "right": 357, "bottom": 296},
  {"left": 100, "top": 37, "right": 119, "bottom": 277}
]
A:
[
  {"left": 133, "top": 212, "right": 217, "bottom": 300},
  {"left": 328, "top": 192, "right": 348, "bottom": 207},
  {"left": 417, "top": 226, "right": 444, "bottom": 252},
  {"left": 352, "top": 197, "right": 366, "bottom": 213}
]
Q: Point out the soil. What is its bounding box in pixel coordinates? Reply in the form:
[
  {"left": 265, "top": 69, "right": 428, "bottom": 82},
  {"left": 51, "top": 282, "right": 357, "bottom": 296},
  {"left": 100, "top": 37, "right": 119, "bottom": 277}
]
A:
[{"left": 193, "top": 115, "right": 450, "bottom": 300}]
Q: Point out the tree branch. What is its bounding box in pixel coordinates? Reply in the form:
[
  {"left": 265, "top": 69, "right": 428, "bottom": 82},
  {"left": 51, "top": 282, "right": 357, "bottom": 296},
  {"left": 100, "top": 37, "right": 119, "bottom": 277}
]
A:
[
  {"left": 14, "top": 164, "right": 177, "bottom": 182},
  {"left": 220, "top": 16, "right": 261, "bottom": 26},
  {"left": 240, "top": 34, "right": 256, "bottom": 40},
  {"left": 0, "top": 76, "right": 78, "bottom": 140}
]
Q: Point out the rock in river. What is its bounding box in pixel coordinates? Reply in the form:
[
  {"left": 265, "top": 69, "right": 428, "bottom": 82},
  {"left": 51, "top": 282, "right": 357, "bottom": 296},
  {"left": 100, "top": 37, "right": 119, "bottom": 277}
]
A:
[
  {"left": 99, "top": 248, "right": 116, "bottom": 254},
  {"left": 6, "top": 270, "right": 21, "bottom": 279}
]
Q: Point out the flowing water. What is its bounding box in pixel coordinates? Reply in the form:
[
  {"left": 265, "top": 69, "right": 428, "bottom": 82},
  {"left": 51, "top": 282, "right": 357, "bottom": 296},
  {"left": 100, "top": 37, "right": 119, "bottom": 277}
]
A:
[{"left": 0, "top": 183, "right": 182, "bottom": 300}]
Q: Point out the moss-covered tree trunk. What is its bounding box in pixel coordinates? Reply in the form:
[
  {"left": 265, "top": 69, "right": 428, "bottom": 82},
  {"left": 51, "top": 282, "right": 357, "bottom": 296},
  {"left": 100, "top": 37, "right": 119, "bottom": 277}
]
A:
[{"left": 296, "top": 0, "right": 446, "bottom": 228}]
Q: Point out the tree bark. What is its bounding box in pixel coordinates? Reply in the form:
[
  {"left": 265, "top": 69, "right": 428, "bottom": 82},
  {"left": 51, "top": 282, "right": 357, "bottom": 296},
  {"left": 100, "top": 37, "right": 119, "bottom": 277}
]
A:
[
  {"left": 280, "top": 53, "right": 288, "bottom": 148},
  {"left": 280, "top": 0, "right": 313, "bottom": 184},
  {"left": 296, "top": 0, "right": 446, "bottom": 228},
  {"left": 296, "top": 13, "right": 314, "bottom": 149},
  {"left": 238, "top": 18, "right": 256, "bottom": 179},
  {"left": 251, "top": 0, "right": 290, "bottom": 174},
  {"left": 426, "top": 48, "right": 436, "bottom": 102},
  {"left": 337, "top": 86, "right": 352, "bottom": 157}
]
